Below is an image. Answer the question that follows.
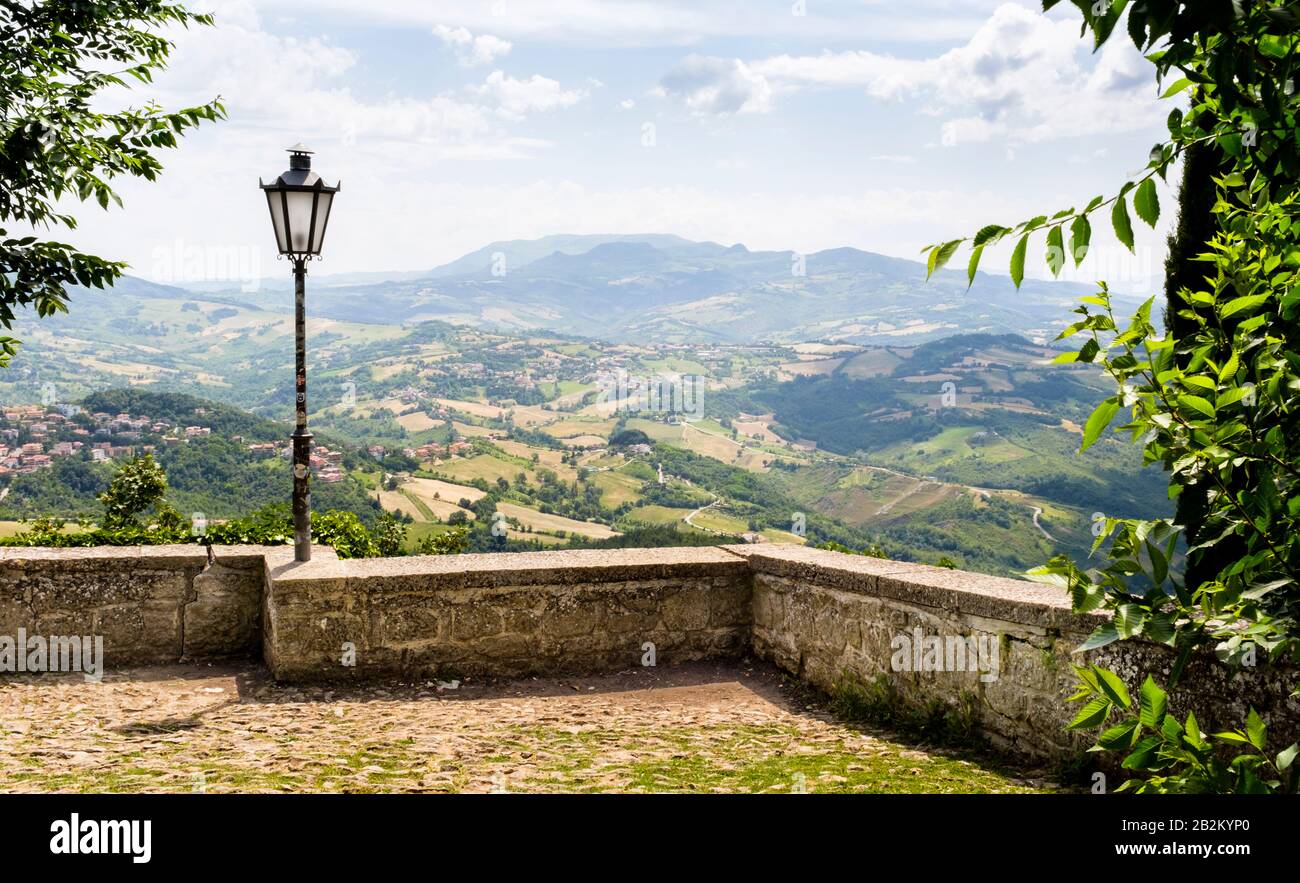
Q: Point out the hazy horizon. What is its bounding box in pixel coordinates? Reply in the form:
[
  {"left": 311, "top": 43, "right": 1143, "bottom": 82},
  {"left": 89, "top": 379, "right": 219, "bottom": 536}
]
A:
[{"left": 38, "top": 0, "right": 1177, "bottom": 297}]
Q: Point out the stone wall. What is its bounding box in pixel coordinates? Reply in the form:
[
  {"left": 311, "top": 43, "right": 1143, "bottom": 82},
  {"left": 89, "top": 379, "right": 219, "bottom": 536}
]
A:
[
  {"left": 3, "top": 541, "right": 1295, "bottom": 763},
  {"left": 734, "top": 544, "right": 1299, "bottom": 761},
  {"left": 263, "top": 546, "right": 751, "bottom": 681},
  {"left": 0, "top": 545, "right": 270, "bottom": 665}
]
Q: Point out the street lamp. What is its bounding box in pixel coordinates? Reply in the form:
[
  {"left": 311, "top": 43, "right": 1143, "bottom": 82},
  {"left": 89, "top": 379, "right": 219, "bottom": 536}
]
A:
[{"left": 260, "top": 144, "right": 341, "bottom": 561}]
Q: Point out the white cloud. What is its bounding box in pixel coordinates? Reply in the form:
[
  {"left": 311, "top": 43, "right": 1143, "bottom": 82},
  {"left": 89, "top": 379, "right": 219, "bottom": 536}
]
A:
[
  {"left": 751, "top": 51, "right": 901, "bottom": 90},
  {"left": 905, "top": 3, "right": 1157, "bottom": 145},
  {"left": 659, "top": 55, "right": 772, "bottom": 116},
  {"left": 432, "top": 25, "right": 513, "bottom": 66},
  {"left": 473, "top": 71, "right": 588, "bottom": 121},
  {"left": 132, "top": 2, "right": 586, "bottom": 159},
  {"left": 54, "top": 0, "right": 1168, "bottom": 296},
  {"left": 679, "top": 3, "right": 1160, "bottom": 143}
]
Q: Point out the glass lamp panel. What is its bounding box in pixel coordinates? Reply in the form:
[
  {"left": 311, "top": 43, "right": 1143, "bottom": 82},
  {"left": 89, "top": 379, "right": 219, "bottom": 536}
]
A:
[
  {"left": 310, "top": 191, "right": 334, "bottom": 254},
  {"left": 265, "top": 190, "right": 288, "bottom": 253},
  {"left": 284, "top": 190, "right": 317, "bottom": 254}
]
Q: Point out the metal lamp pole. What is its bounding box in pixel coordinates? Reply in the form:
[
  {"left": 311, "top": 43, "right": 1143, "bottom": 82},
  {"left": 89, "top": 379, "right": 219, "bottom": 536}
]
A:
[
  {"left": 291, "top": 258, "right": 312, "bottom": 561},
  {"left": 260, "top": 144, "right": 340, "bottom": 564}
]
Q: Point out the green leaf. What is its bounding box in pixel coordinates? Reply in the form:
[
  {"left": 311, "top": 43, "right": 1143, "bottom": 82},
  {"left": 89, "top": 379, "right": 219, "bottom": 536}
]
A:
[
  {"left": 1070, "top": 577, "right": 1105, "bottom": 614},
  {"left": 926, "top": 240, "right": 961, "bottom": 281},
  {"left": 1218, "top": 350, "right": 1239, "bottom": 382},
  {"left": 1219, "top": 294, "right": 1269, "bottom": 319},
  {"left": 1134, "top": 178, "right": 1160, "bottom": 227},
  {"left": 1122, "top": 735, "right": 1164, "bottom": 770},
  {"left": 1068, "top": 696, "right": 1111, "bottom": 730},
  {"left": 1138, "top": 676, "right": 1167, "bottom": 728},
  {"left": 1078, "top": 622, "right": 1119, "bottom": 651},
  {"left": 1082, "top": 399, "right": 1119, "bottom": 451},
  {"left": 1160, "top": 714, "right": 1183, "bottom": 743},
  {"left": 1098, "top": 720, "right": 1140, "bottom": 750},
  {"left": 972, "top": 224, "right": 1010, "bottom": 247},
  {"left": 1213, "top": 383, "right": 1251, "bottom": 408},
  {"left": 1180, "top": 395, "right": 1215, "bottom": 418},
  {"left": 1242, "top": 578, "right": 1292, "bottom": 600},
  {"left": 1246, "top": 709, "right": 1266, "bottom": 750},
  {"left": 966, "top": 245, "right": 984, "bottom": 289},
  {"left": 1111, "top": 197, "right": 1135, "bottom": 252},
  {"left": 1160, "top": 77, "right": 1193, "bottom": 99},
  {"left": 1145, "top": 539, "right": 1168, "bottom": 585},
  {"left": 1010, "top": 233, "right": 1028, "bottom": 289},
  {"left": 1277, "top": 744, "right": 1298, "bottom": 771},
  {"left": 1115, "top": 603, "right": 1146, "bottom": 639},
  {"left": 1142, "top": 612, "right": 1177, "bottom": 649},
  {"left": 1045, "top": 225, "right": 1065, "bottom": 277},
  {"left": 1069, "top": 215, "right": 1091, "bottom": 266},
  {"left": 1095, "top": 667, "right": 1132, "bottom": 709}
]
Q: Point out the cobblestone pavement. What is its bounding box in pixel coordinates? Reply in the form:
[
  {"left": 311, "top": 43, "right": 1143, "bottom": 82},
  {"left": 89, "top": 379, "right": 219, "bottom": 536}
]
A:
[{"left": 0, "top": 661, "right": 1051, "bottom": 793}]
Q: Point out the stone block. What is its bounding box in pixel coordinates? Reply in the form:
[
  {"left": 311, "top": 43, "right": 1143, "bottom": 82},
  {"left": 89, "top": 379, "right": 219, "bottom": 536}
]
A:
[
  {"left": 0, "top": 598, "right": 32, "bottom": 635},
  {"left": 184, "top": 561, "right": 263, "bottom": 659},
  {"left": 661, "top": 587, "right": 710, "bottom": 631},
  {"left": 380, "top": 603, "right": 450, "bottom": 645}
]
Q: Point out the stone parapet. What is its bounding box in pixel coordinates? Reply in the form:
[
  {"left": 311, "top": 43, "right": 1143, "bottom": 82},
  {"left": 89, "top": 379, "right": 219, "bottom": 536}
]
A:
[
  {"left": 0, "top": 545, "right": 275, "bottom": 664},
  {"left": 263, "top": 546, "right": 751, "bottom": 681},
  {"left": 2, "top": 541, "right": 1294, "bottom": 762}
]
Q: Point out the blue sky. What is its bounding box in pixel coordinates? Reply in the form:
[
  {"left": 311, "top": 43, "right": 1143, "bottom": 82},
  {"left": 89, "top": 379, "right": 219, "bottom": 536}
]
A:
[{"left": 78, "top": 0, "right": 1176, "bottom": 293}]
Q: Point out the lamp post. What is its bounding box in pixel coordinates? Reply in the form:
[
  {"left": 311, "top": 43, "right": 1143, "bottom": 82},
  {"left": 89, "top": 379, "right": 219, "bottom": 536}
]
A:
[{"left": 260, "top": 144, "right": 341, "bottom": 561}]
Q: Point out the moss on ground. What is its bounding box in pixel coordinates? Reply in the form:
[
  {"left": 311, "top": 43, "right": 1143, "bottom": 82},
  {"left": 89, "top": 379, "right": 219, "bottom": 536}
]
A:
[
  {"left": 513, "top": 723, "right": 1045, "bottom": 794},
  {"left": 1, "top": 665, "right": 1055, "bottom": 794}
]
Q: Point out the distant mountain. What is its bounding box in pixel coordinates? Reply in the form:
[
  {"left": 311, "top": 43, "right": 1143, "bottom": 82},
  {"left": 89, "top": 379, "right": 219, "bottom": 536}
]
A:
[
  {"left": 423, "top": 233, "right": 702, "bottom": 278},
  {"left": 57, "top": 234, "right": 1135, "bottom": 349},
  {"left": 95, "top": 275, "right": 195, "bottom": 299},
  {"left": 231, "top": 234, "right": 1114, "bottom": 346}
]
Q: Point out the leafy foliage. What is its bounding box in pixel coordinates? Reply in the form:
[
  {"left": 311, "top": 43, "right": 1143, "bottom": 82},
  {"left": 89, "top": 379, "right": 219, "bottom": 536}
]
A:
[
  {"left": 311, "top": 510, "right": 380, "bottom": 559},
  {"left": 1033, "top": 192, "right": 1300, "bottom": 675},
  {"left": 81, "top": 390, "right": 285, "bottom": 442},
  {"left": 414, "top": 525, "right": 470, "bottom": 555},
  {"left": 935, "top": 2, "right": 1300, "bottom": 792},
  {"left": 0, "top": 0, "right": 223, "bottom": 365},
  {"left": 0, "top": 464, "right": 463, "bottom": 559},
  {"left": 1067, "top": 667, "right": 1297, "bottom": 794},
  {"left": 98, "top": 453, "right": 168, "bottom": 528},
  {"left": 371, "top": 513, "right": 408, "bottom": 557},
  {"left": 925, "top": 1, "right": 1299, "bottom": 288},
  {"left": 818, "top": 540, "right": 888, "bottom": 559},
  {"left": 201, "top": 503, "right": 293, "bottom": 547}
]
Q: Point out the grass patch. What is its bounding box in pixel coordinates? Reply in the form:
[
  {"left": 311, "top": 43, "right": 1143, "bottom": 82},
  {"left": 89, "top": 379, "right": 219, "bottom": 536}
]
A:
[
  {"left": 513, "top": 723, "right": 1042, "bottom": 794},
  {"left": 829, "top": 672, "right": 980, "bottom": 748}
]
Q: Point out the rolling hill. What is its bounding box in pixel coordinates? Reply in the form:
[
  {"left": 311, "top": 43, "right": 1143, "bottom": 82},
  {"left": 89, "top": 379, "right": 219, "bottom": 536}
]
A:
[{"left": 18, "top": 234, "right": 1134, "bottom": 354}]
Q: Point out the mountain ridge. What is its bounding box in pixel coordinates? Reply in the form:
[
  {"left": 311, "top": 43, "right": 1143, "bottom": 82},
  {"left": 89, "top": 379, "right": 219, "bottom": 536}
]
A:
[{"left": 60, "top": 233, "right": 1134, "bottom": 348}]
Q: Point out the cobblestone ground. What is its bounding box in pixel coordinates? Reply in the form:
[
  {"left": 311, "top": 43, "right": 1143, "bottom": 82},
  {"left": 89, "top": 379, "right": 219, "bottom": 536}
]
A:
[{"left": 0, "top": 661, "right": 1053, "bottom": 793}]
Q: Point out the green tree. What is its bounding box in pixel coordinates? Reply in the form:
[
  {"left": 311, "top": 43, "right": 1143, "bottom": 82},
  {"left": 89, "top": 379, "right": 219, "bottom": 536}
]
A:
[
  {"left": 0, "top": 1, "right": 223, "bottom": 365},
  {"left": 415, "top": 526, "right": 469, "bottom": 556},
  {"left": 98, "top": 453, "right": 169, "bottom": 528},
  {"left": 371, "top": 512, "right": 407, "bottom": 557},
  {"left": 310, "top": 510, "right": 377, "bottom": 559},
  {"left": 1161, "top": 137, "right": 1237, "bottom": 592},
  {"left": 928, "top": 2, "right": 1300, "bottom": 792}
]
